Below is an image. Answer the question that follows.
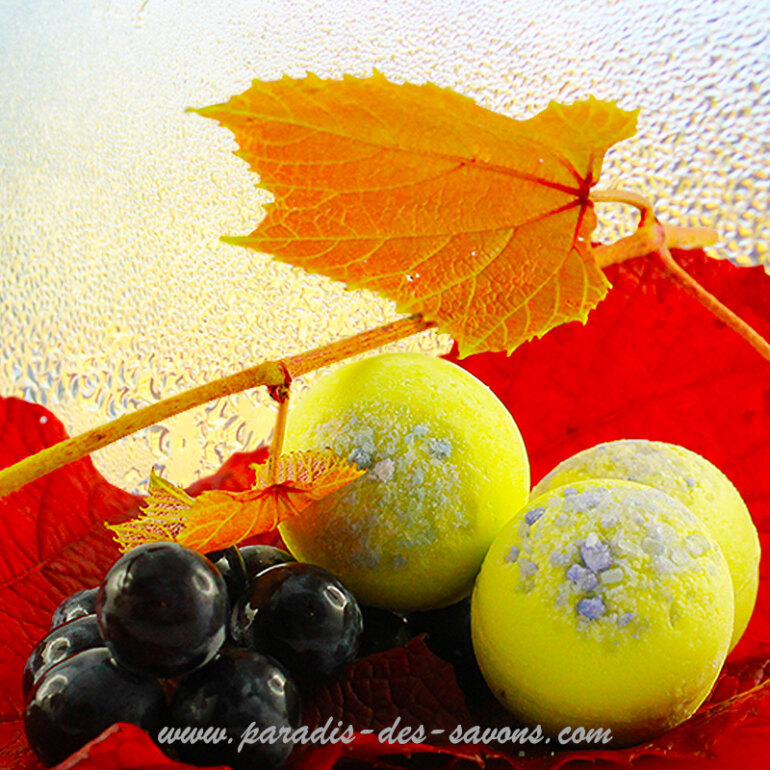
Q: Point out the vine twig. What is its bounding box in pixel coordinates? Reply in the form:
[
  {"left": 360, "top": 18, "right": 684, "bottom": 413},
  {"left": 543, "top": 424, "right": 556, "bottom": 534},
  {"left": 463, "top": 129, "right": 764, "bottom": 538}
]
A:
[
  {"left": 0, "top": 315, "right": 435, "bottom": 497},
  {"left": 590, "top": 188, "right": 651, "bottom": 214}
]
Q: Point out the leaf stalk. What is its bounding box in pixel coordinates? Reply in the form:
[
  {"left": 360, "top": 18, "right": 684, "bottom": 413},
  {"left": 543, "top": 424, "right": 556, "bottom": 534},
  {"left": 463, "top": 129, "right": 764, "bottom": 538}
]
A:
[
  {"left": 591, "top": 188, "right": 770, "bottom": 366},
  {"left": 657, "top": 243, "right": 770, "bottom": 363}
]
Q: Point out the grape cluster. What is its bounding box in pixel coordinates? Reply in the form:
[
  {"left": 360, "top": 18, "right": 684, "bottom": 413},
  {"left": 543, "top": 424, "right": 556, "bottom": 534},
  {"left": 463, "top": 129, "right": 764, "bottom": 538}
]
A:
[
  {"left": 23, "top": 539, "right": 483, "bottom": 768},
  {"left": 22, "top": 542, "right": 366, "bottom": 769}
]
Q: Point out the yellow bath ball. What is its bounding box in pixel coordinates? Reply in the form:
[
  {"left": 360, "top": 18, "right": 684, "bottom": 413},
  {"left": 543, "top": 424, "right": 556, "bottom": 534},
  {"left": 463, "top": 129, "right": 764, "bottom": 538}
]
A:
[
  {"left": 532, "top": 439, "right": 759, "bottom": 650},
  {"left": 471, "top": 480, "right": 734, "bottom": 747},
  {"left": 280, "top": 353, "right": 530, "bottom": 611}
]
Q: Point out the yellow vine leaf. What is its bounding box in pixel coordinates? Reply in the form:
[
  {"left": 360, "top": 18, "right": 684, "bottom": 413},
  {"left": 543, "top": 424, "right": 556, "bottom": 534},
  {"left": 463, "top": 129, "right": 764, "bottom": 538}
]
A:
[
  {"left": 107, "top": 449, "right": 365, "bottom": 554},
  {"left": 194, "top": 72, "right": 638, "bottom": 357}
]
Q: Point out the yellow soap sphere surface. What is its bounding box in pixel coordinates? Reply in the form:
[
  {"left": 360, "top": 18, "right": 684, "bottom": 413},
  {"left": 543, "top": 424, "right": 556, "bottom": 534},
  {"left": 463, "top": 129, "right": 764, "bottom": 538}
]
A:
[
  {"left": 471, "top": 480, "right": 734, "bottom": 747},
  {"left": 532, "top": 439, "right": 759, "bottom": 650},
  {"left": 280, "top": 353, "right": 530, "bottom": 611}
]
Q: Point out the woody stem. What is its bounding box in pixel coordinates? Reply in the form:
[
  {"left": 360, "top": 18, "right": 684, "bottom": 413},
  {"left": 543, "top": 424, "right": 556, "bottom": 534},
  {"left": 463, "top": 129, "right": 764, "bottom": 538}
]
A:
[
  {"left": 267, "top": 396, "right": 290, "bottom": 484},
  {"left": 590, "top": 188, "right": 652, "bottom": 214},
  {"left": 0, "top": 315, "right": 435, "bottom": 497}
]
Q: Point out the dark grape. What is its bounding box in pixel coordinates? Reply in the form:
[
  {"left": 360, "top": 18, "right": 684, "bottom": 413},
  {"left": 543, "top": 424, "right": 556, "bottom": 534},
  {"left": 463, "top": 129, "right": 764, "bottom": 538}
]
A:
[
  {"left": 205, "top": 546, "right": 294, "bottom": 611},
  {"left": 24, "top": 648, "right": 166, "bottom": 767},
  {"left": 96, "top": 542, "right": 227, "bottom": 677},
  {"left": 358, "top": 605, "right": 410, "bottom": 657},
  {"left": 239, "top": 544, "right": 294, "bottom": 585},
  {"left": 205, "top": 546, "right": 248, "bottom": 604},
  {"left": 231, "top": 563, "right": 362, "bottom": 680},
  {"left": 23, "top": 615, "right": 104, "bottom": 700},
  {"left": 50, "top": 588, "right": 98, "bottom": 629},
  {"left": 168, "top": 647, "right": 300, "bottom": 770},
  {"left": 221, "top": 545, "right": 289, "bottom": 647}
]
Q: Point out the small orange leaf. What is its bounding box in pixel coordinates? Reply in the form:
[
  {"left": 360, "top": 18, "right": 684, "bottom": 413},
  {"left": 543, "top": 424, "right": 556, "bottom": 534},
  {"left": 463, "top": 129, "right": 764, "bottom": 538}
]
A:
[
  {"left": 194, "top": 72, "right": 638, "bottom": 357},
  {"left": 105, "top": 470, "right": 189, "bottom": 551},
  {"left": 107, "top": 450, "right": 364, "bottom": 554}
]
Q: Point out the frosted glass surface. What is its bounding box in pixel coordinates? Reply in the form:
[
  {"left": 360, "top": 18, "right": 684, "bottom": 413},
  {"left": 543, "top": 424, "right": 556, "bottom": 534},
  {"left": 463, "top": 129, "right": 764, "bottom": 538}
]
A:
[{"left": 1, "top": 0, "right": 768, "bottom": 492}]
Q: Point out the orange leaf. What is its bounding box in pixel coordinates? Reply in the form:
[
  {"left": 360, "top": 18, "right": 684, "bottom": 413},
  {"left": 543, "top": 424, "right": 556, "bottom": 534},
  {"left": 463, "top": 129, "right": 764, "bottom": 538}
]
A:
[
  {"left": 195, "top": 72, "right": 638, "bottom": 357},
  {"left": 104, "top": 471, "right": 189, "bottom": 551},
  {"left": 107, "top": 450, "right": 364, "bottom": 554}
]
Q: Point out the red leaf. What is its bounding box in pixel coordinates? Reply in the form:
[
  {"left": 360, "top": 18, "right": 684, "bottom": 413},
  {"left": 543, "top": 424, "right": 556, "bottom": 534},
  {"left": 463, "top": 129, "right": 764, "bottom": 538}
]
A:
[
  {"left": 186, "top": 447, "right": 269, "bottom": 494},
  {"left": 3, "top": 249, "right": 770, "bottom": 770},
  {"left": 706, "top": 655, "right": 770, "bottom": 705},
  {"left": 0, "top": 400, "right": 275, "bottom": 769},
  {"left": 291, "top": 659, "right": 770, "bottom": 770},
  {"left": 0, "top": 398, "right": 141, "bottom": 768},
  {"left": 444, "top": 250, "right": 770, "bottom": 518},
  {"left": 443, "top": 249, "right": 770, "bottom": 767},
  {"left": 302, "top": 637, "right": 472, "bottom": 733},
  {"left": 290, "top": 638, "right": 479, "bottom": 770},
  {"left": 54, "top": 723, "right": 228, "bottom": 770}
]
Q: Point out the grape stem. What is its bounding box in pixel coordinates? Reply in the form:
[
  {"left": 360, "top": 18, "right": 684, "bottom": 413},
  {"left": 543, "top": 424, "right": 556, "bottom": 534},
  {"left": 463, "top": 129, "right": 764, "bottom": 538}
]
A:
[
  {"left": 267, "top": 395, "right": 290, "bottom": 485},
  {"left": 0, "top": 315, "right": 434, "bottom": 497},
  {"left": 591, "top": 189, "right": 770, "bottom": 364}
]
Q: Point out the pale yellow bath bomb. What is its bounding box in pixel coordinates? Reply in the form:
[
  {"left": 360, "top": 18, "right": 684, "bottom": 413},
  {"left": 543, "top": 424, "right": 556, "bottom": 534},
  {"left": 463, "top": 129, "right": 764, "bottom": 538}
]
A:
[
  {"left": 532, "top": 439, "right": 759, "bottom": 650},
  {"left": 280, "top": 353, "right": 530, "bottom": 611},
  {"left": 471, "top": 480, "right": 734, "bottom": 747}
]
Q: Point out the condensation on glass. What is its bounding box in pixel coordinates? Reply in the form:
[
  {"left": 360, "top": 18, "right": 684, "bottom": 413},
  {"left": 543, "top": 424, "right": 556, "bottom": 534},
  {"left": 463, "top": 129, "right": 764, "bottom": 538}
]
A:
[{"left": 1, "top": 0, "right": 767, "bottom": 492}]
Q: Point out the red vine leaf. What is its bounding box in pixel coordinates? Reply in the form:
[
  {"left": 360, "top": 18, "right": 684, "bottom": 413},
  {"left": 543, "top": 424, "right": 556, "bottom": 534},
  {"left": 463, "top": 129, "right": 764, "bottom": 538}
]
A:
[
  {"left": 0, "top": 399, "right": 273, "bottom": 769},
  {"left": 0, "top": 398, "right": 141, "bottom": 769},
  {"left": 186, "top": 446, "right": 269, "bottom": 494},
  {"left": 291, "top": 638, "right": 477, "bottom": 769},
  {"left": 2, "top": 249, "right": 770, "bottom": 769},
  {"left": 195, "top": 72, "right": 638, "bottom": 357},
  {"left": 55, "top": 723, "right": 228, "bottom": 770},
  {"left": 302, "top": 637, "right": 472, "bottom": 733}
]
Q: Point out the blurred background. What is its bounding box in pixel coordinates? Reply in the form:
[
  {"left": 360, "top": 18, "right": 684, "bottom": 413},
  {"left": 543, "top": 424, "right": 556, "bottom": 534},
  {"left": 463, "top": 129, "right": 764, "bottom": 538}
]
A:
[{"left": 1, "top": 0, "right": 768, "bottom": 493}]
